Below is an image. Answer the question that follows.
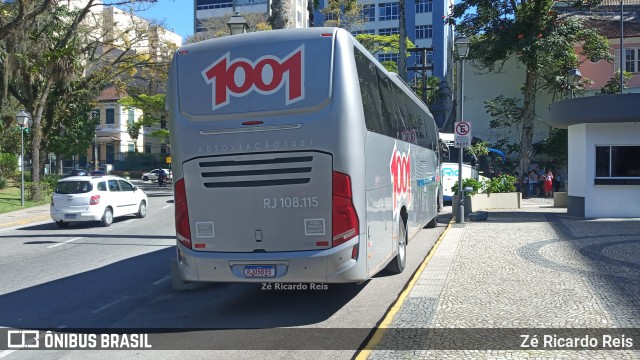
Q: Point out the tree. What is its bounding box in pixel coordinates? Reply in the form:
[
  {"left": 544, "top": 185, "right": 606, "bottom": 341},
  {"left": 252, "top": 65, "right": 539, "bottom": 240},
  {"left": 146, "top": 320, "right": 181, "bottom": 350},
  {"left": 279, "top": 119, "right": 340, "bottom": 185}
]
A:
[
  {"left": 119, "top": 93, "right": 168, "bottom": 146},
  {"left": 355, "top": 33, "right": 415, "bottom": 56},
  {"left": 320, "top": 0, "right": 365, "bottom": 31},
  {"left": 449, "top": 2, "right": 612, "bottom": 172},
  {"left": 599, "top": 70, "right": 632, "bottom": 95},
  {"left": 1, "top": 0, "right": 168, "bottom": 187},
  {"left": 269, "top": 0, "right": 294, "bottom": 30}
]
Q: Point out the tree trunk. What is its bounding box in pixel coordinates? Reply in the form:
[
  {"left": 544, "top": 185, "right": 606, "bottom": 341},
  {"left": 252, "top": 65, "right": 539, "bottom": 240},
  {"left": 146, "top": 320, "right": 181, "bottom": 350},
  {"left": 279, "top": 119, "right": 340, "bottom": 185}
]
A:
[
  {"left": 398, "top": 0, "right": 407, "bottom": 80},
  {"left": 518, "top": 64, "right": 538, "bottom": 174}
]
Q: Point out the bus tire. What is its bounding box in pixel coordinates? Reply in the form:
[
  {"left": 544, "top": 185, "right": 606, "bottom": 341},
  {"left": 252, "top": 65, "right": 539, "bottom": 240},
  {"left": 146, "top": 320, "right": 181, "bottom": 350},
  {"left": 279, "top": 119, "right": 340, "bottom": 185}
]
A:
[{"left": 385, "top": 219, "right": 407, "bottom": 274}]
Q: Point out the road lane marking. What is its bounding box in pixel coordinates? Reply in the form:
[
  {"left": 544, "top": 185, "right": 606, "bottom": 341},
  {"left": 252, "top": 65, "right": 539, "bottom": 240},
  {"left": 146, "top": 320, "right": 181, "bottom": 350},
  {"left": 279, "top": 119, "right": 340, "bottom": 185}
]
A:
[
  {"left": 47, "top": 237, "right": 83, "bottom": 249},
  {"left": 355, "top": 219, "right": 454, "bottom": 359},
  {"left": 153, "top": 275, "right": 170, "bottom": 285},
  {"left": 91, "top": 296, "right": 130, "bottom": 314},
  {"left": 0, "top": 215, "right": 51, "bottom": 231},
  {"left": 162, "top": 205, "right": 172, "bottom": 209}
]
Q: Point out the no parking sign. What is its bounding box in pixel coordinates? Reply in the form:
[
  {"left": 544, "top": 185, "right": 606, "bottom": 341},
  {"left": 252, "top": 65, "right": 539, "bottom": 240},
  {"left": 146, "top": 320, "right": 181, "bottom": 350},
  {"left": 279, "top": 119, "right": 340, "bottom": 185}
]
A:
[{"left": 454, "top": 121, "right": 471, "bottom": 148}]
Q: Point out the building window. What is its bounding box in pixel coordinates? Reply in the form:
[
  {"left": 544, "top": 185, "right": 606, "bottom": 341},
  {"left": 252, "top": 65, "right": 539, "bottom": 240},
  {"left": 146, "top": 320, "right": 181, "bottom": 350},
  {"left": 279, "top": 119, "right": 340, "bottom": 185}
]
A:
[
  {"left": 352, "top": 29, "right": 375, "bottom": 35},
  {"left": 595, "top": 145, "right": 640, "bottom": 184},
  {"left": 361, "top": 4, "right": 375, "bottom": 21},
  {"left": 379, "top": 53, "right": 399, "bottom": 64},
  {"left": 297, "top": 11, "right": 302, "bottom": 25},
  {"left": 128, "top": 143, "right": 135, "bottom": 152},
  {"left": 91, "top": 109, "right": 100, "bottom": 122},
  {"left": 144, "top": 143, "right": 151, "bottom": 154},
  {"left": 414, "top": 50, "right": 434, "bottom": 65},
  {"left": 160, "top": 144, "right": 167, "bottom": 154},
  {"left": 625, "top": 48, "right": 638, "bottom": 73},
  {"left": 160, "top": 116, "right": 167, "bottom": 129},
  {"left": 128, "top": 109, "right": 135, "bottom": 125},
  {"left": 379, "top": 2, "right": 398, "bottom": 21},
  {"left": 415, "top": 25, "right": 432, "bottom": 39},
  {"left": 415, "top": 0, "right": 432, "bottom": 13},
  {"left": 379, "top": 27, "right": 399, "bottom": 36},
  {"left": 106, "top": 108, "right": 114, "bottom": 125}
]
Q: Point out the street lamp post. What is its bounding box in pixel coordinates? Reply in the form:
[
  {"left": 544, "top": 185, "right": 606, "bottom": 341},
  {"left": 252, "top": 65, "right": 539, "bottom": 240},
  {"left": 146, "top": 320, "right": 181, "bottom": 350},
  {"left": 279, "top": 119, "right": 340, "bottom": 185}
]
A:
[
  {"left": 227, "top": 12, "right": 249, "bottom": 35},
  {"left": 567, "top": 68, "right": 582, "bottom": 99},
  {"left": 454, "top": 36, "right": 470, "bottom": 224},
  {"left": 15, "top": 110, "right": 32, "bottom": 207}
]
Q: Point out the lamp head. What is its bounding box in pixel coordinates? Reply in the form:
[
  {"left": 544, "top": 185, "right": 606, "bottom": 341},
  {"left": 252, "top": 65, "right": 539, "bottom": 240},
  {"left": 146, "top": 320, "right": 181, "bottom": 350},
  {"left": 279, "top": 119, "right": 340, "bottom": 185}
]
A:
[
  {"left": 15, "top": 110, "right": 31, "bottom": 127},
  {"left": 454, "top": 36, "right": 471, "bottom": 59},
  {"left": 227, "top": 12, "right": 249, "bottom": 35}
]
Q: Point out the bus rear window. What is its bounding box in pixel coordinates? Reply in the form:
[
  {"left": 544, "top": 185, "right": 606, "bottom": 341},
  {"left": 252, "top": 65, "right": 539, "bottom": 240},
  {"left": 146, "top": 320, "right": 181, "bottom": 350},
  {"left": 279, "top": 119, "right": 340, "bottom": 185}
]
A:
[
  {"left": 176, "top": 38, "right": 334, "bottom": 116},
  {"left": 55, "top": 181, "right": 93, "bottom": 194}
]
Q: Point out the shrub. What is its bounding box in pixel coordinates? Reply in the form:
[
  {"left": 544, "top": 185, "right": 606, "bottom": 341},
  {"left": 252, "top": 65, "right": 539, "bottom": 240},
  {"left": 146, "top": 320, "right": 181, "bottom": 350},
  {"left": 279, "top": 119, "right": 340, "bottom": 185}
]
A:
[
  {"left": 0, "top": 153, "right": 19, "bottom": 178},
  {"left": 42, "top": 174, "right": 62, "bottom": 191},
  {"left": 0, "top": 176, "right": 7, "bottom": 190},
  {"left": 451, "top": 178, "right": 484, "bottom": 195},
  {"left": 485, "top": 175, "right": 517, "bottom": 195}
]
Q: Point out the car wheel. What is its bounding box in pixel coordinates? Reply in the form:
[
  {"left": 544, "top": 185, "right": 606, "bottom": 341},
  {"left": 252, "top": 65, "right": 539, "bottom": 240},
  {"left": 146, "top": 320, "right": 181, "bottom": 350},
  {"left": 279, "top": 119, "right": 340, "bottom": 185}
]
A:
[
  {"left": 136, "top": 201, "right": 147, "bottom": 218},
  {"left": 143, "top": 176, "right": 149, "bottom": 181},
  {"left": 385, "top": 218, "right": 407, "bottom": 274},
  {"left": 56, "top": 221, "right": 69, "bottom": 228},
  {"left": 101, "top": 207, "right": 113, "bottom": 227}
]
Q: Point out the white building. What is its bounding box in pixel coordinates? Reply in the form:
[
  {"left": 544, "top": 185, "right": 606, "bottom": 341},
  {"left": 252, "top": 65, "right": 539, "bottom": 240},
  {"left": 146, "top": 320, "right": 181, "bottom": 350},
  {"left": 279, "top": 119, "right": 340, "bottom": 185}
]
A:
[{"left": 195, "top": 0, "right": 309, "bottom": 33}]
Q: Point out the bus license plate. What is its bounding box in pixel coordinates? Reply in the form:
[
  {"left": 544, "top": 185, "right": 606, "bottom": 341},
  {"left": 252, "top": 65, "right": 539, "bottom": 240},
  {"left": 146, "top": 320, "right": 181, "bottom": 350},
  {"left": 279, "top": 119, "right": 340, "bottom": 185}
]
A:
[{"left": 244, "top": 265, "right": 275, "bottom": 278}]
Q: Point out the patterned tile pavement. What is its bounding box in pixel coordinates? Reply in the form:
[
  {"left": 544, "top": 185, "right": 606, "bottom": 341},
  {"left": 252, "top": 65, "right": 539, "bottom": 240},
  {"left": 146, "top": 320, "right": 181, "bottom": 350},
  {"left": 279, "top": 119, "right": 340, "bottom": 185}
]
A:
[{"left": 367, "top": 203, "right": 640, "bottom": 359}]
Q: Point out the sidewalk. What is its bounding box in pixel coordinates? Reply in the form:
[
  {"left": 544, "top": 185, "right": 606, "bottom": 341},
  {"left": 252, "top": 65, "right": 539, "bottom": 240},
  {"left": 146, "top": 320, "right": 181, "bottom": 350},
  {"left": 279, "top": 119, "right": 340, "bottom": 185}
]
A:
[
  {"left": 0, "top": 204, "right": 51, "bottom": 229},
  {"left": 364, "top": 200, "right": 640, "bottom": 358}
]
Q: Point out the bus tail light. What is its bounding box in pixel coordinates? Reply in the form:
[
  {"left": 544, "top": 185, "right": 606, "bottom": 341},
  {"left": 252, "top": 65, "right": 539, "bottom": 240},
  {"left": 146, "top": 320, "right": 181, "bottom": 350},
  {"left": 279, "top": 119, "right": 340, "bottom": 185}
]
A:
[
  {"left": 332, "top": 171, "right": 359, "bottom": 247},
  {"left": 89, "top": 195, "right": 100, "bottom": 205},
  {"left": 175, "top": 179, "right": 192, "bottom": 249}
]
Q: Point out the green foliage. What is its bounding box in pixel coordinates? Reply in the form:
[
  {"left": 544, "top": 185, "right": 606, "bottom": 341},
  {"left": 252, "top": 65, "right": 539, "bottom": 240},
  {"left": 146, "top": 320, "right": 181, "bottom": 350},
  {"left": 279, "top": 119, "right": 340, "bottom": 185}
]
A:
[
  {"left": 119, "top": 94, "right": 169, "bottom": 145},
  {"left": 0, "top": 153, "right": 19, "bottom": 178},
  {"left": 0, "top": 176, "right": 7, "bottom": 190},
  {"left": 532, "top": 128, "right": 568, "bottom": 168},
  {"left": 42, "top": 174, "right": 62, "bottom": 191},
  {"left": 466, "top": 141, "right": 490, "bottom": 158},
  {"left": 451, "top": 178, "right": 484, "bottom": 195},
  {"left": 599, "top": 71, "right": 633, "bottom": 95},
  {"left": 321, "top": 0, "right": 365, "bottom": 31},
  {"left": 449, "top": 0, "right": 612, "bottom": 172},
  {"left": 355, "top": 34, "right": 415, "bottom": 56},
  {"left": 484, "top": 175, "right": 517, "bottom": 195}
]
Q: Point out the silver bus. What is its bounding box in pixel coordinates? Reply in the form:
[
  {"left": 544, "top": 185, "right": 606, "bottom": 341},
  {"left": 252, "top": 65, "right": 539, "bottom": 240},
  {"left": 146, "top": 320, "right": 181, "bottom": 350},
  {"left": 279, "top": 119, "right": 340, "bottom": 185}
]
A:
[{"left": 167, "top": 27, "right": 441, "bottom": 284}]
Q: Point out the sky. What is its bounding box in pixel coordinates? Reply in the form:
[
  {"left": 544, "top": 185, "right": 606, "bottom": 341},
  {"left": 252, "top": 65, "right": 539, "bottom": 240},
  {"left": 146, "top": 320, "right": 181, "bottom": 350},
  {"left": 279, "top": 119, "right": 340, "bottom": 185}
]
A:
[{"left": 134, "top": 0, "right": 194, "bottom": 41}]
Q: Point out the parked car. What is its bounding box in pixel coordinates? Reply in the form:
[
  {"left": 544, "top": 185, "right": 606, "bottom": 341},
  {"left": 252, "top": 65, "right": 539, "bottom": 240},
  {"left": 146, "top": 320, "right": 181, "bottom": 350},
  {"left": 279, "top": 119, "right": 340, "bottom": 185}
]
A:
[
  {"left": 141, "top": 169, "right": 172, "bottom": 182},
  {"left": 63, "top": 169, "right": 88, "bottom": 178},
  {"left": 89, "top": 170, "right": 107, "bottom": 176},
  {"left": 50, "top": 175, "right": 148, "bottom": 228}
]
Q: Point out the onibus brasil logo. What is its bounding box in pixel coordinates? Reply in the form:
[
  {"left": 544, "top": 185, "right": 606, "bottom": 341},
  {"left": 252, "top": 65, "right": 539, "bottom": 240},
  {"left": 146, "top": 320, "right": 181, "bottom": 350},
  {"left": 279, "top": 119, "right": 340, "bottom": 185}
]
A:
[{"left": 202, "top": 45, "right": 305, "bottom": 110}]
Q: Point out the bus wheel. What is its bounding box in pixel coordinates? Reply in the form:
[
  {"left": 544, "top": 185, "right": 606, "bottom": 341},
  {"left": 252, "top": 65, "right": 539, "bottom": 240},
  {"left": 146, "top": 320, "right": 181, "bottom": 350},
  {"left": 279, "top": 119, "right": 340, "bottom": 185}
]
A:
[{"left": 385, "top": 219, "right": 407, "bottom": 274}]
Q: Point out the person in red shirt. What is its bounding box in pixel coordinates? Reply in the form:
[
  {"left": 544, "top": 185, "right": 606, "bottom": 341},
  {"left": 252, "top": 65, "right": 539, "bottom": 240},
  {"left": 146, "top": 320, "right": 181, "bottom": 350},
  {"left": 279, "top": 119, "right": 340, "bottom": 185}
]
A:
[{"left": 543, "top": 170, "right": 554, "bottom": 198}]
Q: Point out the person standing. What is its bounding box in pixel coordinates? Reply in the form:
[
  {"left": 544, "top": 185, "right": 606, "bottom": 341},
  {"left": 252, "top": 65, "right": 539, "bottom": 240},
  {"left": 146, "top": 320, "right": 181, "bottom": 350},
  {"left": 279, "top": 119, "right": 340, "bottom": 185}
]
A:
[
  {"left": 529, "top": 171, "right": 538, "bottom": 198},
  {"left": 555, "top": 171, "right": 562, "bottom": 192},
  {"left": 544, "top": 170, "right": 554, "bottom": 198}
]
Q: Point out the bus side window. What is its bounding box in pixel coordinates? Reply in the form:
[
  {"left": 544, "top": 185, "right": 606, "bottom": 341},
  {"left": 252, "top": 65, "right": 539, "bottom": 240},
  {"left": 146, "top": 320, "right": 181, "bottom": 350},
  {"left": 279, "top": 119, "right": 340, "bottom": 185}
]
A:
[
  {"left": 376, "top": 71, "right": 401, "bottom": 139},
  {"left": 354, "top": 49, "right": 386, "bottom": 135}
]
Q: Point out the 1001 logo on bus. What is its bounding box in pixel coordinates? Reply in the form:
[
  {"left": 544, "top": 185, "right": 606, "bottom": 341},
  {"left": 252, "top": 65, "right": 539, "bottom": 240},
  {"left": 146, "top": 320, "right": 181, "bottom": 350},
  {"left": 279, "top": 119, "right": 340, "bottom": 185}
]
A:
[
  {"left": 390, "top": 143, "right": 411, "bottom": 218},
  {"left": 202, "top": 46, "right": 305, "bottom": 110}
]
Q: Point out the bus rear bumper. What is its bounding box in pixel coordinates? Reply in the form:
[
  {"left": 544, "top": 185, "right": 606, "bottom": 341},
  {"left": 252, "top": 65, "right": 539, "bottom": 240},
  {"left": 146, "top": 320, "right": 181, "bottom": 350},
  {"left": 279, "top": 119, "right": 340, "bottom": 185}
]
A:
[{"left": 175, "top": 238, "right": 365, "bottom": 283}]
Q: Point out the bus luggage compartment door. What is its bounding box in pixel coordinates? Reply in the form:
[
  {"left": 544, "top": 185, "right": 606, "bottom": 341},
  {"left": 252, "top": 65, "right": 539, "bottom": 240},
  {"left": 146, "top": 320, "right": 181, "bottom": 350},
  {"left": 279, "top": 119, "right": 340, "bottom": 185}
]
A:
[{"left": 182, "top": 151, "right": 333, "bottom": 253}]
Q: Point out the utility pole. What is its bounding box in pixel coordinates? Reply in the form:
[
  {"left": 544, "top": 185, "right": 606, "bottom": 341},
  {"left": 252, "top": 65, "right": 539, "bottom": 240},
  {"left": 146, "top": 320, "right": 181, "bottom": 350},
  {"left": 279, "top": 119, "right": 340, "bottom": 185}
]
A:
[{"left": 407, "top": 47, "right": 434, "bottom": 104}]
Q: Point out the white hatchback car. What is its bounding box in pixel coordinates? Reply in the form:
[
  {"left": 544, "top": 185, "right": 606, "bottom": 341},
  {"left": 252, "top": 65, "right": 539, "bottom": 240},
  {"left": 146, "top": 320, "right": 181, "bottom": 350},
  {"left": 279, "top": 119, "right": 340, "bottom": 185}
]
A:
[
  {"left": 50, "top": 175, "right": 148, "bottom": 228},
  {"left": 141, "top": 169, "right": 172, "bottom": 182}
]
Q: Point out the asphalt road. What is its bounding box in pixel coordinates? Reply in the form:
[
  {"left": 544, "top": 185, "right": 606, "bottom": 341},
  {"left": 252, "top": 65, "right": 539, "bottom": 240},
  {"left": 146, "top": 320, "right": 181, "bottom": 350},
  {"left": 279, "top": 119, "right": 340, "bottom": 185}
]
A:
[{"left": 0, "top": 181, "right": 451, "bottom": 360}]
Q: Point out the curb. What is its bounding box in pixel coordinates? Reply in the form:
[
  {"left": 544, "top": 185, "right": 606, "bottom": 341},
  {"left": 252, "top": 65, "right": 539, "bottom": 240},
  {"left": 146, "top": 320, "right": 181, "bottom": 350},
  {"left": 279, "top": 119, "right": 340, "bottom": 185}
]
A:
[{"left": 354, "top": 218, "right": 454, "bottom": 359}]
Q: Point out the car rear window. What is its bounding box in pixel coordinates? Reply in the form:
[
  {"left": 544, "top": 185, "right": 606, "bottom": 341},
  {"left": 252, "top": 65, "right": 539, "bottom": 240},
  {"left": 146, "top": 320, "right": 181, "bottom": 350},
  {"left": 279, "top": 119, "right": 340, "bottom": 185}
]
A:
[{"left": 55, "top": 181, "right": 93, "bottom": 194}]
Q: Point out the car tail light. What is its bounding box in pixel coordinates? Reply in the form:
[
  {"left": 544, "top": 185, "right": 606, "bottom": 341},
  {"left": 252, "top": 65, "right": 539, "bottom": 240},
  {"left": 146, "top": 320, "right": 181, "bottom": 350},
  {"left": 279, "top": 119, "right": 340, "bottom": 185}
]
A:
[
  {"left": 89, "top": 195, "right": 100, "bottom": 205},
  {"left": 351, "top": 244, "right": 359, "bottom": 260},
  {"left": 175, "top": 179, "right": 192, "bottom": 249},
  {"left": 332, "top": 171, "right": 359, "bottom": 247}
]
